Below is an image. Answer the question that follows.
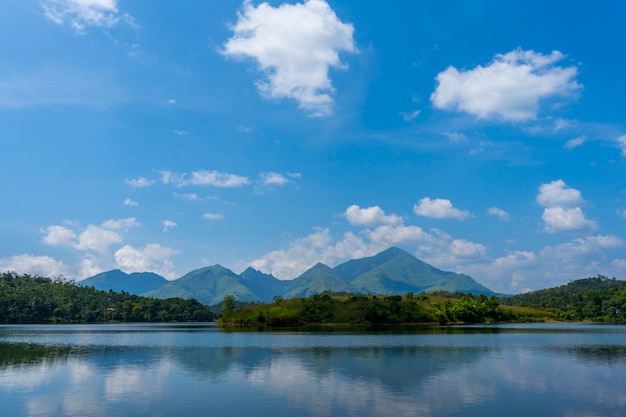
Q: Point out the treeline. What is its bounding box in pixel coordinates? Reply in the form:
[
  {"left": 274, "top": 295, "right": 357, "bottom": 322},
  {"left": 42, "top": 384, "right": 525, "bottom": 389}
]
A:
[
  {"left": 502, "top": 275, "right": 626, "bottom": 321},
  {"left": 220, "top": 291, "right": 522, "bottom": 327},
  {"left": 0, "top": 272, "right": 214, "bottom": 323}
]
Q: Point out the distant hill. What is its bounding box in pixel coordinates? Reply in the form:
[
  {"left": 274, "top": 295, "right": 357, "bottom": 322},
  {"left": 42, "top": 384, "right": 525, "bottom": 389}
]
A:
[
  {"left": 143, "top": 265, "right": 265, "bottom": 306},
  {"left": 81, "top": 270, "right": 168, "bottom": 294},
  {"left": 239, "top": 267, "right": 288, "bottom": 301},
  {"left": 503, "top": 275, "right": 626, "bottom": 319},
  {"left": 283, "top": 263, "right": 356, "bottom": 298},
  {"left": 86, "top": 247, "right": 496, "bottom": 306},
  {"left": 334, "top": 247, "right": 495, "bottom": 296}
]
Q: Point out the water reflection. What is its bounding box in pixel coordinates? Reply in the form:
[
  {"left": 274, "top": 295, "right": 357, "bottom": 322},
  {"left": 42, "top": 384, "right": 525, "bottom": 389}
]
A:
[{"left": 0, "top": 324, "right": 625, "bottom": 417}]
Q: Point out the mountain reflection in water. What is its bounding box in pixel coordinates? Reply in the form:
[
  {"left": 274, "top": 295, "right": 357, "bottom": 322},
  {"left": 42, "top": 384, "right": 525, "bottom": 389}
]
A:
[{"left": 0, "top": 323, "right": 625, "bottom": 417}]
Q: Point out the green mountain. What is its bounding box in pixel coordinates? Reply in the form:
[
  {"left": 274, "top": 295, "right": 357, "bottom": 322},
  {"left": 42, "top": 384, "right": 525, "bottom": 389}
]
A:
[
  {"left": 143, "top": 265, "right": 263, "bottom": 306},
  {"left": 238, "top": 267, "right": 288, "bottom": 301},
  {"left": 283, "top": 263, "right": 357, "bottom": 299},
  {"left": 333, "top": 247, "right": 495, "bottom": 295},
  {"left": 81, "top": 269, "right": 168, "bottom": 295},
  {"left": 84, "top": 247, "right": 495, "bottom": 306}
]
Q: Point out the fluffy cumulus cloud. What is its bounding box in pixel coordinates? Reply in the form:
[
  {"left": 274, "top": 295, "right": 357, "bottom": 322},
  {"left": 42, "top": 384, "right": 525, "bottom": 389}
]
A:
[
  {"left": 249, "top": 204, "right": 485, "bottom": 279},
  {"left": 161, "top": 169, "right": 249, "bottom": 188},
  {"left": 123, "top": 198, "right": 138, "bottom": 207},
  {"left": 250, "top": 227, "right": 368, "bottom": 279},
  {"left": 101, "top": 217, "right": 140, "bottom": 230},
  {"left": 487, "top": 207, "right": 510, "bottom": 221},
  {"left": 248, "top": 202, "right": 625, "bottom": 293},
  {"left": 43, "top": 223, "right": 125, "bottom": 253},
  {"left": 114, "top": 244, "right": 178, "bottom": 278},
  {"left": 536, "top": 180, "right": 596, "bottom": 233},
  {"left": 542, "top": 207, "right": 598, "bottom": 233},
  {"left": 260, "top": 172, "right": 290, "bottom": 186},
  {"left": 42, "top": 0, "right": 134, "bottom": 34},
  {"left": 431, "top": 48, "right": 580, "bottom": 121},
  {"left": 345, "top": 205, "right": 403, "bottom": 226},
  {"left": 43, "top": 225, "right": 78, "bottom": 247},
  {"left": 413, "top": 198, "right": 471, "bottom": 220},
  {"left": 536, "top": 179, "right": 583, "bottom": 207},
  {"left": 0, "top": 255, "right": 69, "bottom": 278},
  {"left": 37, "top": 218, "right": 177, "bottom": 279},
  {"left": 222, "top": 0, "right": 356, "bottom": 116},
  {"left": 162, "top": 220, "right": 177, "bottom": 232}
]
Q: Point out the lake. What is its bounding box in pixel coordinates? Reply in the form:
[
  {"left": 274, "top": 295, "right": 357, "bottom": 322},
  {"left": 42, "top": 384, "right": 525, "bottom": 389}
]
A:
[{"left": 0, "top": 323, "right": 625, "bottom": 417}]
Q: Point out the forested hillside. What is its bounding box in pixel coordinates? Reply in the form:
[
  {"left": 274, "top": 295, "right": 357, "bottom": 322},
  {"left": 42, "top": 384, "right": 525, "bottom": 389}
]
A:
[
  {"left": 502, "top": 275, "right": 626, "bottom": 320},
  {"left": 0, "top": 272, "right": 214, "bottom": 323}
]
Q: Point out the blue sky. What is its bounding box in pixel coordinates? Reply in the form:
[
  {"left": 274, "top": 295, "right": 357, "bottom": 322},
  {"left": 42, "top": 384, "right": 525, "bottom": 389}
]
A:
[{"left": 2, "top": 0, "right": 626, "bottom": 293}]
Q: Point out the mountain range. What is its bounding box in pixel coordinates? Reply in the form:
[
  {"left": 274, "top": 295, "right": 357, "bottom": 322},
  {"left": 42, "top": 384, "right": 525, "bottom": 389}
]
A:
[{"left": 81, "top": 247, "right": 495, "bottom": 306}]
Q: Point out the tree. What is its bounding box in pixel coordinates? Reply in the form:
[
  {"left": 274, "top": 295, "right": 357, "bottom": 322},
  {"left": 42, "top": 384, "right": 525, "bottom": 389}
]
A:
[
  {"left": 222, "top": 294, "right": 236, "bottom": 316},
  {"left": 272, "top": 295, "right": 284, "bottom": 305}
]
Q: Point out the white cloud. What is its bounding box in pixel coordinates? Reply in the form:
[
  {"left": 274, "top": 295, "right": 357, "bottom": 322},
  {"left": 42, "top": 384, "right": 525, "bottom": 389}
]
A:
[
  {"left": 124, "top": 177, "right": 154, "bottom": 187},
  {"left": 539, "top": 235, "right": 622, "bottom": 273},
  {"left": 536, "top": 179, "right": 584, "bottom": 208},
  {"left": 542, "top": 207, "right": 598, "bottom": 233},
  {"left": 163, "top": 220, "right": 177, "bottom": 232},
  {"left": 431, "top": 48, "right": 580, "bottom": 121},
  {"left": 249, "top": 228, "right": 365, "bottom": 279},
  {"left": 287, "top": 172, "right": 302, "bottom": 178},
  {"left": 101, "top": 217, "right": 140, "bottom": 230},
  {"left": 400, "top": 110, "right": 421, "bottom": 121},
  {"left": 173, "top": 130, "right": 189, "bottom": 136},
  {"left": 123, "top": 198, "right": 138, "bottom": 207},
  {"left": 0, "top": 254, "right": 69, "bottom": 278},
  {"left": 535, "top": 180, "right": 596, "bottom": 233},
  {"left": 43, "top": 225, "right": 77, "bottom": 247},
  {"left": 618, "top": 209, "right": 626, "bottom": 219},
  {"left": 345, "top": 205, "right": 403, "bottom": 226},
  {"left": 203, "top": 212, "right": 224, "bottom": 220},
  {"left": 487, "top": 207, "right": 510, "bottom": 221},
  {"left": 564, "top": 135, "right": 586, "bottom": 150},
  {"left": 444, "top": 132, "right": 469, "bottom": 142},
  {"left": 42, "top": 0, "right": 134, "bottom": 34},
  {"left": 248, "top": 203, "right": 623, "bottom": 294},
  {"left": 222, "top": 0, "right": 356, "bottom": 116},
  {"left": 114, "top": 244, "right": 178, "bottom": 279},
  {"left": 249, "top": 213, "right": 486, "bottom": 280},
  {"left": 249, "top": 222, "right": 490, "bottom": 280},
  {"left": 413, "top": 198, "right": 471, "bottom": 220},
  {"left": 76, "top": 225, "right": 122, "bottom": 253},
  {"left": 617, "top": 135, "right": 626, "bottom": 156},
  {"left": 361, "top": 225, "right": 432, "bottom": 248},
  {"left": 449, "top": 239, "right": 487, "bottom": 258},
  {"left": 260, "top": 172, "right": 290, "bottom": 186},
  {"left": 160, "top": 170, "right": 249, "bottom": 187},
  {"left": 175, "top": 193, "right": 199, "bottom": 200}
]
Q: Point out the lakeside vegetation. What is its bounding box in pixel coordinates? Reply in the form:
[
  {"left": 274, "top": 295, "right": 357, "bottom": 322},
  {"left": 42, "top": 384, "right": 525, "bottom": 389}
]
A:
[
  {"left": 0, "top": 272, "right": 214, "bottom": 323},
  {"left": 503, "top": 275, "right": 626, "bottom": 321},
  {"left": 218, "top": 291, "right": 542, "bottom": 327}
]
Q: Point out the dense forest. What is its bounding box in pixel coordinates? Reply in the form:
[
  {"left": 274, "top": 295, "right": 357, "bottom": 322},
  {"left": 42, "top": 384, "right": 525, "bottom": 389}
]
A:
[
  {"left": 219, "top": 291, "right": 525, "bottom": 326},
  {"left": 0, "top": 272, "right": 214, "bottom": 323},
  {"left": 503, "top": 275, "right": 626, "bottom": 321}
]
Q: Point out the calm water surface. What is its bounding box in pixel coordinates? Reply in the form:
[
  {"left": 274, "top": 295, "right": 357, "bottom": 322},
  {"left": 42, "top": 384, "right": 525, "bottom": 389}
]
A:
[{"left": 1, "top": 323, "right": 625, "bottom": 417}]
